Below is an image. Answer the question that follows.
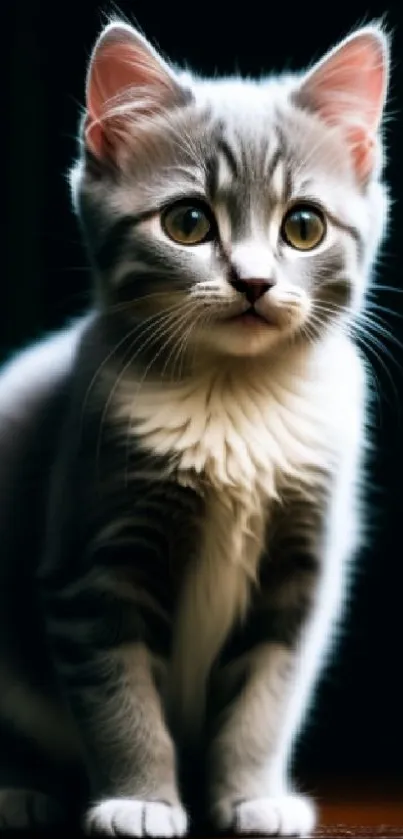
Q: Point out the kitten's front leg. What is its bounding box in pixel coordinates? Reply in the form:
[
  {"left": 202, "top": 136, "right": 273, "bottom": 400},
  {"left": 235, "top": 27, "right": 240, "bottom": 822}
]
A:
[
  {"left": 82, "top": 643, "right": 186, "bottom": 837},
  {"left": 208, "top": 643, "right": 317, "bottom": 837},
  {"left": 42, "top": 567, "right": 186, "bottom": 837},
  {"left": 208, "top": 486, "right": 355, "bottom": 837},
  {"left": 209, "top": 643, "right": 315, "bottom": 836}
]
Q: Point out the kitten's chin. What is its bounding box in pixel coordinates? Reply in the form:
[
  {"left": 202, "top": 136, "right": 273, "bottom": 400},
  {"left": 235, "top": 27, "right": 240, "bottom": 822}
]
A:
[
  {"left": 192, "top": 319, "right": 291, "bottom": 359},
  {"left": 192, "top": 309, "right": 309, "bottom": 359},
  {"left": 215, "top": 325, "right": 283, "bottom": 358}
]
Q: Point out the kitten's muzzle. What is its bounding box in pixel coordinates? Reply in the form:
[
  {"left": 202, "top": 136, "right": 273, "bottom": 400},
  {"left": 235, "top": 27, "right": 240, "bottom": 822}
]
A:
[{"left": 229, "top": 276, "right": 275, "bottom": 305}]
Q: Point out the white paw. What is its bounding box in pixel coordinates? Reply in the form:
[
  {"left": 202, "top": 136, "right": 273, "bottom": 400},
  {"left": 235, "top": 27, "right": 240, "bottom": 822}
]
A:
[
  {"left": 0, "top": 788, "right": 64, "bottom": 829},
  {"left": 212, "top": 793, "right": 316, "bottom": 836},
  {"left": 85, "top": 798, "right": 188, "bottom": 837}
]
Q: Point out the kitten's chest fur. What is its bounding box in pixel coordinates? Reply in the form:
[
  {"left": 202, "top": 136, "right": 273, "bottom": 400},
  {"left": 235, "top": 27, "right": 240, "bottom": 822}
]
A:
[
  {"left": 119, "top": 351, "right": 336, "bottom": 505},
  {"left": 114, "top": 342, "right": 359, "bottom": 728}
]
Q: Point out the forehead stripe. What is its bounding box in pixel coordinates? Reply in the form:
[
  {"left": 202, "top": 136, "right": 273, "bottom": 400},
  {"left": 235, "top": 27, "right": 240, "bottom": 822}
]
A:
[
  {"left": 326, "top": 210, "right": 363, "bottom": 253},
  {"left": 216, "top": 137, "right": 239, "bottom": 181}
]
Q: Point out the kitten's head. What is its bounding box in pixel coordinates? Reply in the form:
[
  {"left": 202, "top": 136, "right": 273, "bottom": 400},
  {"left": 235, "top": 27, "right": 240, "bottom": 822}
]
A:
[{"left": 71, "top": 21, "right": 389, "bottom": 362}]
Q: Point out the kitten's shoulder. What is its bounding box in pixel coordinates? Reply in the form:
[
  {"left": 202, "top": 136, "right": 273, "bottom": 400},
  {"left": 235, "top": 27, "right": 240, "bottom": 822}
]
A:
[
  {"left": 318, "top": 332, "right": 365, "bottom": 393},
  {"left": 0, "top": 315, "right": 91, "bottom": 427},
  {"left": 315, "top": 332, "right": 366, "bottom": 454}
]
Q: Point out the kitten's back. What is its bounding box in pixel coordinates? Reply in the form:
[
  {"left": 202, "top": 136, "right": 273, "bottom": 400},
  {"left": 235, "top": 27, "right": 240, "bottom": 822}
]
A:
[
  {"left": 0, "top": 318, "right": 89, "bottom": 573},
  {"left": 0, "top": 318, "right": 90, "bottom": 757}
]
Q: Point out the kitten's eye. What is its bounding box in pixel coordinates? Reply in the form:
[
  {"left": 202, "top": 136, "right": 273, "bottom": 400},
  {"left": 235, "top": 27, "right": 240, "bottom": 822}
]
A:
[
  {"left": 281, "top": 205, "right": 325, "bottom": 251},
  {"left": 161, "top": 201, "right": 214, "bottom": 245}
]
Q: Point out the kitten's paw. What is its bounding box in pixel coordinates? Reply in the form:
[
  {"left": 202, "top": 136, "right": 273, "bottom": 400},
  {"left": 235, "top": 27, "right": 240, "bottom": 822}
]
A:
[
  {"left": 0, "top": 788, "right": 64, "bottom": 829},
  {"left": 85, "top": 798, "right": 188, "bottom": 837},
  {"left": 212, "top": 793, "right": 316, "bottom": 836}
]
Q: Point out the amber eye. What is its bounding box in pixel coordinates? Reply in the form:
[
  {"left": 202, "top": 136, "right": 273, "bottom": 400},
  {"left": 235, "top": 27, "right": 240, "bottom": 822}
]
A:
[
  {"left": 281, "top": 204, "right": 325, "bottom": 251},
  {"left": 161, "top": 201, "right": 215, "bottom": 245}
]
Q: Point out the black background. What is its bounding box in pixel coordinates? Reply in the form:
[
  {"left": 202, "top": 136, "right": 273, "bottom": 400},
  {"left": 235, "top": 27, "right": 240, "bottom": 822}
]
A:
[{"left": 5, "top": 1, "right": 403, "bottom": 780}]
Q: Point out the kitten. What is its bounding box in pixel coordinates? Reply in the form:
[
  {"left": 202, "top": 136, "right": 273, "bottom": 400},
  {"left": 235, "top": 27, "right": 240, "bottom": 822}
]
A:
[{"left": 0, "top": 18, "right": 389, "bottom": 837}]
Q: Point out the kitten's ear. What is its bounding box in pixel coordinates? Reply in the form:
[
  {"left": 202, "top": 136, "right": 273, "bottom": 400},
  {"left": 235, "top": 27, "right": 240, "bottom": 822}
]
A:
[
  {"left": 85, "top": 22, "right": 190, "bottom": 160},
  {"left": 295, "top": 25, "right": 389, "bottom": 181}
]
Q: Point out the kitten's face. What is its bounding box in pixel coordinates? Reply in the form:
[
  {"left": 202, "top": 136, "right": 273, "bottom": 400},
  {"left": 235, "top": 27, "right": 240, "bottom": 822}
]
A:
[{"left": 73, "top": 24, "right": 388, "bottom": 362}]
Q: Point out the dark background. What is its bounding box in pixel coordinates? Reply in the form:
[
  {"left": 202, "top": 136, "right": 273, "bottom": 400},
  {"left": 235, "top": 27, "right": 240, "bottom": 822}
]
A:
[{"left": 5, "top": 1, "right": 403, "bottom": 781}]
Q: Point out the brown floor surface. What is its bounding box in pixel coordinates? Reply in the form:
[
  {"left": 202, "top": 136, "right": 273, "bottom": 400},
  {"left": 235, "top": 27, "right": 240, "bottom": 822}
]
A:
[{"left": 311, "top": 778, "right": 403, "bottom": 837}]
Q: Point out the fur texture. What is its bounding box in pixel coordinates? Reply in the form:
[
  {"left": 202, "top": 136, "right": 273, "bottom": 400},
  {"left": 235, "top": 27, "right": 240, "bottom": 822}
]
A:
[{"left": 0, "top": 19, "right": 389, "bottom": 837}]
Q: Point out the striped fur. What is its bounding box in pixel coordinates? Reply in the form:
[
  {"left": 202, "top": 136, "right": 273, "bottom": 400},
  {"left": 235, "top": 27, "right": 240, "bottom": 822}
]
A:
[{"left": 0, "top": 19, "right": 389, "bottom": 837}]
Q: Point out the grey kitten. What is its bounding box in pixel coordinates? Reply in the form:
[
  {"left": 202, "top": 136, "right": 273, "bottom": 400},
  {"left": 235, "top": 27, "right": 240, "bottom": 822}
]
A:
[{"left": 0, "top": 18, "right": 389, "bottom": 837}]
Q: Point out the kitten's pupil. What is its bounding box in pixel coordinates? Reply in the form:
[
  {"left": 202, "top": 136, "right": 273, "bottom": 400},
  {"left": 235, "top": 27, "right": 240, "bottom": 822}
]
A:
[
  {"left": 183, "top": 209, "right": 201, "bottom": 236},
  {"left": 298, "top": 212, "right": 309, "bottom": 241}
]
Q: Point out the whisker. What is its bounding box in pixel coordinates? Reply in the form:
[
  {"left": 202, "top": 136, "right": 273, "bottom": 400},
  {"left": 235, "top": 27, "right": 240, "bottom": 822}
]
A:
[
  {"left": 353, "top": 313, "right": 403, "bottom": 356},
  {"left": 168, "top": 308, "right": 208, "bottom": 383},
  {"left": 368, "top": 284, "right": 403, "bottom": 296},
  {"left": 155, "top": 304, "right": 202, "bottom": 381},
  {"left": 350, "top": 324, "right": 402, "bottom": 418},
  {"left": 95, "top": 300, "right": 196, "bottom": 471},
  {"left": 122, "top": 304, "right": 206, "bottom": 486},
  {"left": 108, "top": 289, "right": 185, "bottom": 314},
  {"left": 80, "top": 298, "right": 187, "bottom": 426}
]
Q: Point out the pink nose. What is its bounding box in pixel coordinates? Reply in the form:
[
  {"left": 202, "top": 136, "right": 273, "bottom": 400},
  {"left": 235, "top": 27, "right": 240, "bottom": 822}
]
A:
[{"left": 230, "top": 277, "right": 274, "bottom": 305}]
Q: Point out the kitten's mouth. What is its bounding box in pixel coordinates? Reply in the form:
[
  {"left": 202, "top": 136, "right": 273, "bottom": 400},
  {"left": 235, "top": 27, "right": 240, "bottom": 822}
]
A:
[{"left": 227, "top": 306, "right": 274, "bottom": 327}]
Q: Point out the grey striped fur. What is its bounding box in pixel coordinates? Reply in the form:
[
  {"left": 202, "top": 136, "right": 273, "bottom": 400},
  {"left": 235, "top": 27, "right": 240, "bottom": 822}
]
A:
[{"left": 0, "top": 19, "right": 389, "bottom": 837}]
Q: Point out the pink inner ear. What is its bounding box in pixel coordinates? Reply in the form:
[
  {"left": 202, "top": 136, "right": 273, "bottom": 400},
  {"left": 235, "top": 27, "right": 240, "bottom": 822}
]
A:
[
  {"left": 88, "top": 41, "right": 142, "bottom": 120},
  {"left": 85, "top": 26, "right": 181, "bottom": 159},
  {"left": 307, "top": 35, "right": 385, "bottom": 129},
  {"left": 299, "top": 31, "right": 387, "bottom": 180}
]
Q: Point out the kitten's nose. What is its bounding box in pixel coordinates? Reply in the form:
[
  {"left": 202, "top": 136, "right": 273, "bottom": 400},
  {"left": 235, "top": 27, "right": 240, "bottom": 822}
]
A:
[{"left": 230, "top": 277, "right": 274, "bottom": 305}]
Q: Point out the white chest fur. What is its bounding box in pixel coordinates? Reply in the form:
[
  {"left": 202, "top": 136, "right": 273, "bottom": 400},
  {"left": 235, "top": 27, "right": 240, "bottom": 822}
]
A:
[{"left": 114, "top": 338, "right": 363, "bottom": 728}]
